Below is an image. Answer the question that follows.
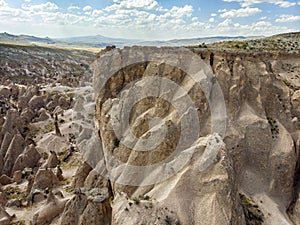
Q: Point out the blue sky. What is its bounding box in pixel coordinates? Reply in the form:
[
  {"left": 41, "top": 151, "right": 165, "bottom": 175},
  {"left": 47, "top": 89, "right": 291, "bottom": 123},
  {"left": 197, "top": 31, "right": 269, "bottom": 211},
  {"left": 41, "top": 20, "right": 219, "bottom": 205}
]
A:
[{"left": 0, "top": 0, "right": 299, "bottom": 39}]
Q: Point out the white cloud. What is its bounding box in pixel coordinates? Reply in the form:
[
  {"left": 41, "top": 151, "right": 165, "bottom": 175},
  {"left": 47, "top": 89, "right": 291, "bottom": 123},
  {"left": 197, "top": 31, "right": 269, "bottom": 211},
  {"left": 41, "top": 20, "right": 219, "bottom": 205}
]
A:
[
  {"left": 219, "top": 7, "right": 261, "bottom": 18},
  {"left": 211, "top": 13, "right": 217, "bottom": 17},
  {"left": 83, "top": 6, "right": 93, "bottom": 11},
  {"left": 276, "top": 14, "right": 300, "bottom": 22},
  {"left": 223, "top": 0, "right": 296, "bottom": 8},
  {"left": 169, "top": 5, "right": 193, "bottom": 18},
  {"left": 67, "top": 6, "right": 80, "bottom": 11},
  {"left": 276, "top": 1, "right": 296, "bottom": 7},
  {"left": 218, "top": 18, "right": 232, "bottom": 27},
  {"left": 215, "top": 18, "right": 292, "bottom": 36},
  {"left": 0, "top": 0, "right": 7, "bottom": 6},
  {"left": 91, "top": 9, "right": 103, "bottom": 17},
  {"left": 209, "top": 17, "right": 215, "bottom": 22},
  {"left": 105, "top": 0, "right": 159, "bottom": 11},
  {"left": 22, "top": 2, "right": 58, "bottom": 11},
  {"left": 24, "top": 0, "right": 31, "bottom": 2}
]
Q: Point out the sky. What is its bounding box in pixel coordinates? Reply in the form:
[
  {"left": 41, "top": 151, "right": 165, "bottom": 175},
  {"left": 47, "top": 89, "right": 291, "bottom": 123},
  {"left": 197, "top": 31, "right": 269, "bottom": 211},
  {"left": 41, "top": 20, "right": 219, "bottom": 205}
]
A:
[{"left": 0, "top": 0, "right": 299, "bottom": 40}]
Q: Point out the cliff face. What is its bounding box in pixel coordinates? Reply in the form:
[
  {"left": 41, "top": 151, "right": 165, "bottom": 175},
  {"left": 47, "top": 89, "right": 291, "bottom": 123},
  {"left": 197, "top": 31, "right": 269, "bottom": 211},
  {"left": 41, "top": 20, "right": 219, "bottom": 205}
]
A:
[{"left": 92, "top": 46, "right": 300, "bottom": 225}]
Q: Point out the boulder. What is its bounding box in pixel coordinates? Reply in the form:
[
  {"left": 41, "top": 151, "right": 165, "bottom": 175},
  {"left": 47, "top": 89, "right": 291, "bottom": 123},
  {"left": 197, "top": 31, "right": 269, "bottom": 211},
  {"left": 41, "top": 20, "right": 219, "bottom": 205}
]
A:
[
  {"left": 0, "top": 205, "right": 12, "bottom": 225},
  {"left": 0, "top": 132, "right": 13, "bottom": 159},
  {"left": 20, "top": 108, "right": 35, "bottom": 125},
  {"left": 31, "top": 189, "right": 47, "bottom": 204},
  {"left": 0, "top": 192, "right": 7, "bottom": 206},
  {"left": 59, "top": 193, "right": 88, "bottom": 225},
  {"left": 32, "top": 168, "right": 59, "bottom": 190},
  {"left": 1, "top": 110, "right": 20, "bottom": 135},
  {"left": 32, "top": 192, "right": 67, "bottom": 225},
  {"left": 43, "top": 150, "right": 60, "bottom": 169},
  {"left": 35, "top": 108, "right": 50, "bottom": 122},
  {"left": 71, "top": 162, "right": 92, "bottom": 189},
  {"left": 13, "top": 170, "right": 23, "bottom": 184},
  {"left": 28, "top": 95, "right": 45, "bottom": 111},
  {"left": 12, "top": 145, "right": 41, "bottom": 173},
  {"left": 2, "top": 134, "right": 25, "bottom": 176},
  {"left": 58, "top": 96, "right": 69, "bottom": 109},
  {"left": 6, "top": 198, "right": 22, "bottom": 208},
  {"left": 0, "top": 87, "right": 10, "bottom": 98},
  {"left": 0, "top": 175, "right": 13, "bottom": 186}
]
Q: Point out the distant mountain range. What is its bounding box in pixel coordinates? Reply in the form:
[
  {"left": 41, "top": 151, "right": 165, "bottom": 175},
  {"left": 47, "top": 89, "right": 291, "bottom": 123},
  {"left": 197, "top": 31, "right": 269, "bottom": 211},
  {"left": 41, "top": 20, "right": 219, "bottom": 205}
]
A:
[{"left": 0, "top": 32, "right": 263, "bottom": 48}]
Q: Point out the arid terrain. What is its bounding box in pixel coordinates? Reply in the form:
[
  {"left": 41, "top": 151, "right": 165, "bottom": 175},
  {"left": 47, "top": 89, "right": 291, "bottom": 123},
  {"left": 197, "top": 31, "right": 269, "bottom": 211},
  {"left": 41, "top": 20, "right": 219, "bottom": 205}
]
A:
[{"left": 0, "top": 32, "right": 300, "bottom": 225}]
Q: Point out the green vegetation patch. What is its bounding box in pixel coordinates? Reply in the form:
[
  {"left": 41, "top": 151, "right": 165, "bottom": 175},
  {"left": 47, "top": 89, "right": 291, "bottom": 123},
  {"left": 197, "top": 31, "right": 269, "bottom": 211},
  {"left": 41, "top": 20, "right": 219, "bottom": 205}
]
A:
[
  {"left": 240, "top": 193, "right": 264, "bottom": 225},
  {"left": 3, "top": 186, "right": 26, "bottom": 201}
]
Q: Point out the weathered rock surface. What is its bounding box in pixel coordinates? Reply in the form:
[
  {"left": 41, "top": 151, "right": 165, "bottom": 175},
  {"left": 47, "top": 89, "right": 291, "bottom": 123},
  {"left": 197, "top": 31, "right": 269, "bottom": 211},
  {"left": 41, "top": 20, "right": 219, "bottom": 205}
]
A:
[
  {"left": 0, "top": 192, "right": 7, "bottom": 206},
  {"left": 12, "top": 145, "right": 41, "bottom": 173},
  {"left": 89, "top": 46, "right": 300, "bottom": 225},
  {"left": 0, "top": 205, "right": 12, "bottom": 225},
  {"left": 2, "top": 134, "right": 25, "bottom": 176},
  {"left": 33, "top": 192, "right": 67, "bottom": 225},
  {"left": 1, "top": 35, "right": 300, "bottom": 224},
  {"left": 31, "top": 168, "right": 59, "bottom": 190},
  {"left": 60, "top": 187, "right": 111, "bottom": 225}
]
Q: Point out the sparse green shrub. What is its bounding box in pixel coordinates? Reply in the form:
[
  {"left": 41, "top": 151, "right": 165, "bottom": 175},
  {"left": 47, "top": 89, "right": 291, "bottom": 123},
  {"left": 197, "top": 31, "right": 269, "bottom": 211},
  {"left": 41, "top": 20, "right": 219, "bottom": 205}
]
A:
[
  {"left": 133, "top": 197, "right": 140, "bottom": 205},
  {"left": 267, "top": 116, "right": 279, "bottom": 139},
  {"left": 114, "top": 138, "right": 120, "bottom": 148},
  {"left": 239, "top": 193, "right": 264, "bottom": 225},
  {"left": 3, "top": 186, "right": 25, "bottom": 201}
]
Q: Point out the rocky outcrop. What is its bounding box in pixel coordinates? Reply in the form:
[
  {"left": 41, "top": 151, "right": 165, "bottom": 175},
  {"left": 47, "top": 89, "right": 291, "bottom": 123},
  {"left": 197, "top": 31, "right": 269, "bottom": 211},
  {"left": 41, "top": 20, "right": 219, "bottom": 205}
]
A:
[
  {"left": 33, "top": 192, "right": 67, "bottom": 225},
  {"left": 0, "top": 36, "right": 300, "bottom": 224},
  {"left": 43, "top": 150, "right": 60, "bottom": 169},
  {"left": 60, "top": 187, "right": 111, "bottom": 225},
  {"left": 89, "top": 46, "right": 300, "bottom": 225},
  {"left": 0, "top": 192, "right": 7, "bottom": 206},
  {"left": 2, "top": 134, "right": 25, "bottom": 176},
  {"left": 31, "top": 168, "right": 59, "bottom": 190},
  {"left": 12, "top": 145, "right": 41, "bottom": 173},
  {"left": 0, "top": 205, "right": 12, "bottom": 225}
]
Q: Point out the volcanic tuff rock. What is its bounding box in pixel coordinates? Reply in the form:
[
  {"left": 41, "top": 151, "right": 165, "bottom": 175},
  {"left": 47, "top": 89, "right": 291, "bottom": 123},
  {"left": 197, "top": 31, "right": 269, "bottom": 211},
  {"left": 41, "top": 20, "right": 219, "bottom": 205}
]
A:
[
  {"left": 90, "top": 45, "right": 300, "bottom": 225},
  {"left": 0, "top": 34, "right": 299, "bottom": 224},
  {"left": 33, "top": 191, "right": 67, "bottom": 225}
]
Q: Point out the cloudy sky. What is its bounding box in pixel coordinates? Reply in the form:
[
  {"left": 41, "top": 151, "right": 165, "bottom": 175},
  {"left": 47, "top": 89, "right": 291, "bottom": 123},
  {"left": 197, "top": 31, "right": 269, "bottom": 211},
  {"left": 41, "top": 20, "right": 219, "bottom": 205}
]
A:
[{"left": 0, "top": 0, "right": 299, "bottom": 40}]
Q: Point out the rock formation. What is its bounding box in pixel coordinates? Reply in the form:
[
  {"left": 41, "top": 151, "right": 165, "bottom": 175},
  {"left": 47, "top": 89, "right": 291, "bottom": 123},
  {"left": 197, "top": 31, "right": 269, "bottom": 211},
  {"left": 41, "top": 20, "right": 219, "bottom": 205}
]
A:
[
  {"left": 88, "top": 44, "right": 300, "bottom": 225},
  {"left": 33, "top": 191, "right": 67, "bottom": 225},
  {"left": 0, "top": 33, "right": 299, "bottom": 224}
]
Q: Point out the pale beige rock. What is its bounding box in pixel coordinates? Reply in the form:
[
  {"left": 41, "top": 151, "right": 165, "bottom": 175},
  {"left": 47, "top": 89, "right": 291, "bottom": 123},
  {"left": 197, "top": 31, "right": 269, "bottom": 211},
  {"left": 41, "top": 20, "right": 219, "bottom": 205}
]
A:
[
  {"left": 0, "top": 87, "right": 10, "bottom": 98},
  {"left": 43, "top": 150, "right": 60, "bottom": 169},
  {"left": 6, "top": 198, "right": 22, "bottom": 208},
  {"left": 12, "top": 170, "right": 22, "bottom": 184},
  {"left": 71, "top": 162, "right": 92, "bottom": 189},
  {"left": 35, "top": 108, "right": 50, "bottom": 122},
  {"left": 59, "top": 193, "right": 88, "bottom": 225},
  {"left": 0, "top": 205, "right": 12, "bottom": 225},
  {"left": 12, "top": 145, "right": 41, "bottom": 173},
  {"left": 2, "top": 134, "right": 25, "bottom": 176},
  {"left": 31, "top": 189, "right": 47, "bottom": 204},
  {"left": 58, "top": 96, "right": 69, "bottom": 109},
  {"left": 0, "top": 132, "right": 13, "bottom": 159},
  {"left": 32, "top": 168, "right": 59, "bottom": 190},
  {"left": 1, "top": 110, "right": 21, "bottom": 135},
  {"left": 0, "top": 175, "right": 13, "bottom": 185},
  {"left": 0, "top": 192, "right": 7, "bottom": 206},
  {"left": 91, "top": 47, "right": 300, "bottom": 225},
  {"left": 20, "top": 108, "right": 35, "bottom": 125},
  {"left": 28, "top": 95, "right": 45, "bottom": 111},
  {"left": 33, "top": 192, "right": 67, "bottom": 225}
]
